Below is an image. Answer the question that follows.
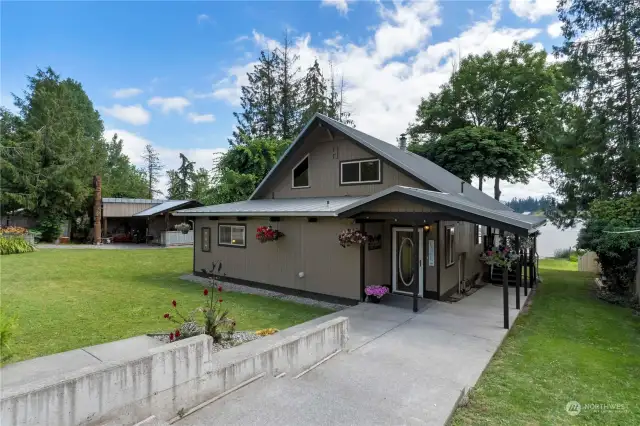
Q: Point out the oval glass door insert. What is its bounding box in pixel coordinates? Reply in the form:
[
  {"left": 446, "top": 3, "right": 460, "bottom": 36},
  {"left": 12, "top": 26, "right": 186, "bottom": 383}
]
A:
[{"left": 398, "top": 237, "right": 414, "bottom": 286}]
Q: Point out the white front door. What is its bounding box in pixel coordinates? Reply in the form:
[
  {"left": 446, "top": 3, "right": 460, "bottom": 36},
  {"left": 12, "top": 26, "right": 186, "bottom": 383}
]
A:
[{"left": 392, "top": 227, "right": 424, "bottom": 297}]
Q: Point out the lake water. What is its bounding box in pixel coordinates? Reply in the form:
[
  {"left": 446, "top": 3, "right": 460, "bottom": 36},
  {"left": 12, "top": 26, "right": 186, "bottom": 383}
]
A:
[{"left": 536, "top": 222, "right": 583, "bottom": 258}]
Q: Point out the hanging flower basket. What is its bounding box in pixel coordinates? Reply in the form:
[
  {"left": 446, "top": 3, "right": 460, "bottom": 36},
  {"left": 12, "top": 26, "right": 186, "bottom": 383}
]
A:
[
  {"left": 338, "top": 229, "right": 371, "bottom": 248},
  {"left": 174, "top": 223, "right": 191, "bottom": 234},
  {"left": 480, "top": 245, "right": 519, "bottom": 271},
  {"left": 256, "top": 226, "right": 284, "bottom": 243}
]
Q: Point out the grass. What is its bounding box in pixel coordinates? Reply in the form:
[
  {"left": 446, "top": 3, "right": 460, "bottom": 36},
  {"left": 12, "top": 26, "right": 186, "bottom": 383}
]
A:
[
  {"left": 0, "top": 248, "right": 332, "bottom": 364},
  {"left": 451, "top": 258, "right": 640, "bottom": 425}
]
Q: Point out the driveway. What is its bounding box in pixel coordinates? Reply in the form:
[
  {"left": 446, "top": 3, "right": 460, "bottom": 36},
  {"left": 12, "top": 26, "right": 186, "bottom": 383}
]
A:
[{"left": 178, "top": 285, "right": 529, "bottom": 426}]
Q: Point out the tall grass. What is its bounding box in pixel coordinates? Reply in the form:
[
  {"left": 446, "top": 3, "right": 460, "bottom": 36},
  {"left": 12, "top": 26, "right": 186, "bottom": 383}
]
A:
[{"left": 0, "top": 236, "right": 35, "bottom": 255}]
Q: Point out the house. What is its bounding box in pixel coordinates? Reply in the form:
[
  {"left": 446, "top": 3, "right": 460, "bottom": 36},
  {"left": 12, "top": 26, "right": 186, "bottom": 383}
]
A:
[
  {"left": 102, "top": 198, "right": 201, "bottom": 245},
  {"left": 176, "top": 113, "right": 544, "bottom": 314}
]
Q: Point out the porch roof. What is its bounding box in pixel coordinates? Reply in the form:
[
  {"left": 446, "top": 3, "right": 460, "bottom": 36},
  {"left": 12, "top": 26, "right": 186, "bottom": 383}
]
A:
[
  {"left": 133, "top": 200, "right": 202, "bottom": 217},
  {"left": 174, "top": 197, "right": 365, "bottom": 217},
  {"left": 335, "top": 186, "right": 546, "bottom": 235}
]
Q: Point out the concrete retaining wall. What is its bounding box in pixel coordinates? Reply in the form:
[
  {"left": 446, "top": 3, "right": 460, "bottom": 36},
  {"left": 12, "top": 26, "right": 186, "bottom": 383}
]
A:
[{"left": 1, "top": 316, "right": 348, "bottom": 426}]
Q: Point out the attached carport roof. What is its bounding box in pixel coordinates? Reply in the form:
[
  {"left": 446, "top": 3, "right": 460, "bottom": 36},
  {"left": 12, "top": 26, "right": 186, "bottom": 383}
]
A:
[
  {"left": 335, "top": 186, "right": 546, "bottom": 235},
  {"left": 133, "top": 200, "right": 202, "bottom": 217}
]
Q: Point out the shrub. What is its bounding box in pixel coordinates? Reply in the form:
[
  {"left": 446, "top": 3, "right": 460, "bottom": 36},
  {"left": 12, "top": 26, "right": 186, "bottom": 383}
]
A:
[
  {"left": 0, "top": 236, "right": 35, "bottom": 255},
  {"left": 33, "top": 216, "right": 62, "bottom": 242},
  {"left": 553, "top": 248, "right": 572, "bottom": 259},
  {"left": 0, "top": 310, "right": 17, "bottom": 363},
  {"left": 578, "top": 194, "right": 640, "bottom": 295}
]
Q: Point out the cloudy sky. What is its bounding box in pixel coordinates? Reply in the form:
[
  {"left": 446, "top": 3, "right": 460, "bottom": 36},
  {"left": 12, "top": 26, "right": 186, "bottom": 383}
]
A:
[{"left": 2, "top": 0, "right": 562, "bottom": 199}]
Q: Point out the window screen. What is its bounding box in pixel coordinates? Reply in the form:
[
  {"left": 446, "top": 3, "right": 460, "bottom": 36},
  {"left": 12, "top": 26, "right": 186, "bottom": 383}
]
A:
[{"left": 218, "top": 224, "right": 246, "bottom": 247}]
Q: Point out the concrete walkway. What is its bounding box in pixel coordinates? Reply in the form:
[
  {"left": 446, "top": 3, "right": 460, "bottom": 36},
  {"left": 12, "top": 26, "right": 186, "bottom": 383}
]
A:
[{"left": 178, "top": 284, "right": 530, "bottom": 426}]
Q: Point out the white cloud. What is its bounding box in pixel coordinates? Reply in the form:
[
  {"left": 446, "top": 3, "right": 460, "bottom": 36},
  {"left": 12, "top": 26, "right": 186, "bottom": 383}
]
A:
[
  {"left": 509, "top": 0, "right": 557, "bottom": 22},
  {"left": 188, "top": 112, "right": 216, "bottom": 123},
  {"left": 104, "top": 129, "right": 226, "bottom": 195},
  {"left": 112, "top": 88, "right": 143, "bottom": 98},
  {"left": 321, "top": 0, "right": 352, "bottom": 15},
  {"left": 101, "top": 104, "right": 151, "bottom": 125},
  {"left": 148, "top": 96, "right": 191, "bottom": 114},
  {"left": 547, "top": 21, "right": 562, "bottom": 38},
  {"left": 474, "top": 176, "right": 553, "bottom": 200},
  {"left": 197, "top": 14, "right": 210, "bottom": 24}
]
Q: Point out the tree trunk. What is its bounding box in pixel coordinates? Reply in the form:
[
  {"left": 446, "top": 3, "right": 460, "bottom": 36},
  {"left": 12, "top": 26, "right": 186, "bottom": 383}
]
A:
[
  {"left": 494, "top": 177, "right": 501, "bottom": 200},
  {"left": 478, "top": 175, "right": 483, "bottom": 191}
]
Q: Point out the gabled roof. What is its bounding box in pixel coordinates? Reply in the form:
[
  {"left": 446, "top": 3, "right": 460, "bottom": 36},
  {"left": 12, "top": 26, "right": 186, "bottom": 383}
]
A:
[
  {"left": 133, "top": 200, "right": 202, "bottom": 217},
  {"left": 174, "top": 197, "right": 364, "bottom": 217},
  {"left": 250, "top": 113, "right": 511, "bottom": 212},
  {"left": 335, "top": 186, "right": 545, "bottom": 234}
]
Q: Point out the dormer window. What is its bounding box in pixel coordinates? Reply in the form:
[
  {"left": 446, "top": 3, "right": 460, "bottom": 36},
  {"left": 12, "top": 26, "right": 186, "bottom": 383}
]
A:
[
  {"left": 292, "top": 155, "right": 309, "bottom": 188},
  {"left": 340, "top": 159, "right": 381, "bottom": 185}
]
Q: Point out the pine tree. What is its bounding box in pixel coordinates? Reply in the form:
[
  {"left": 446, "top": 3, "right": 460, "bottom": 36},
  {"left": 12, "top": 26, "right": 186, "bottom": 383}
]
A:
[
  {"left": 141, "top": 144, "right": 164, "bottom": 198},
  {"left": 190, "top": 167, "right": 211, "bottom": 203},
  {"left": 166, "top": 153, "right": 194, "bottom": 199},
  {"left": 301, "top": 59, "right": 327, "bottom": 124},
  {"left": 275, "top": 30, "right": 302, "bottom": 139}
]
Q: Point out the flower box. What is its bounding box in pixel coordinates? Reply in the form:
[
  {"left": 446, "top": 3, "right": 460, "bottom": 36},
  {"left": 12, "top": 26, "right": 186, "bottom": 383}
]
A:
[{"left": 256, "top": 226, "right": 284, "bottom": 243}]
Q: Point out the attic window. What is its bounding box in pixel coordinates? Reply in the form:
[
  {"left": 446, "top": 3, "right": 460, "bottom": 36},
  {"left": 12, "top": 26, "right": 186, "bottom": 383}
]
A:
[
  {"left": 292, "top": 155, "right": 309, "bottom": 188},
  {"left": 341, "top": 159, "right": 381, "bottom": 185}
]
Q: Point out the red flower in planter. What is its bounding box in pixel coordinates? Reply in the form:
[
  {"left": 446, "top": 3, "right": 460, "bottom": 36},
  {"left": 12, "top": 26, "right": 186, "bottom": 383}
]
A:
[
  {"left": 219, "top": 299, "right": 223, "bottom": 303},
  {"left": 203, "top": 288, "right": 209, "bottom": 296},
  {"left": 175, "top": 329, "right": 181, "bottom": 338},
  {"left": 169, "top": 332, "right": 174, "bottom": 341},
  {"left": 163, "top": 313, "right": 170, "bottom": 319},
  {"left": 218, "top": 285, "right": 222, "bottom": 292},
  {"left": 172, "top": 300, "right": 177, "bottom": 307}
]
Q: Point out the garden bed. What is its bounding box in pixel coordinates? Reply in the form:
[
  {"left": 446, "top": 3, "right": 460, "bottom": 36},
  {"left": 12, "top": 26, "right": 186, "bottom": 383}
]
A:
[{"left": 148, "top": 331, "right": 262, "bottom": 352}]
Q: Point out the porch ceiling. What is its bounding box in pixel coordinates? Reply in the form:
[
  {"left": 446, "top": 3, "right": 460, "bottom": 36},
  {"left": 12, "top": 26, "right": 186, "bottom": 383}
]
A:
[{"left": 336, "top": 186, "right": 546, "bottom": 235}]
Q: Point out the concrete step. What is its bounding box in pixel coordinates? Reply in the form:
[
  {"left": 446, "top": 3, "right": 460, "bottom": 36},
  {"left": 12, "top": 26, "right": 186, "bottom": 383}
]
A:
[{"left": 132, "top": 415, "right": 170, "bottom": 426}]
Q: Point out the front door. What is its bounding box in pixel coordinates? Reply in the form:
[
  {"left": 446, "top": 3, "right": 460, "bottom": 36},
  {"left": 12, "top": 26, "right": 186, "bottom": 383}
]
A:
[{"left": 392, "top": 227, "right": 423, "bottom": 297}]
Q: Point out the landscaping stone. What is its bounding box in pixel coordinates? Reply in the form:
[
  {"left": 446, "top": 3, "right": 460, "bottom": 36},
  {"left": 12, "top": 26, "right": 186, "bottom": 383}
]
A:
[
  {"left": 150, "top": 331, "right": 261, "bottom": 352},
  {"left": 180, "top": 274, "right": 348, "bottom": 311}
]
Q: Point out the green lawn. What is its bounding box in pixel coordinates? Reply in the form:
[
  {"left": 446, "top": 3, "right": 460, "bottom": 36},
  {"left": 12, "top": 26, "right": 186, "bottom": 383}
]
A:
[
  {"left": 1, "top": 249, "right": 332, "bottom": 364},
  {"left": 452, "top": 258, "right": 640, "bottom": 425}
]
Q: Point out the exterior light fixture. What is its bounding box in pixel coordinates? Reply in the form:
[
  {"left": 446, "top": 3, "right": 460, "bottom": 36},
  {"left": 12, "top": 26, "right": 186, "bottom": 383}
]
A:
[{"left": 423, "top": 225, "right": 431, "bottom": 232}]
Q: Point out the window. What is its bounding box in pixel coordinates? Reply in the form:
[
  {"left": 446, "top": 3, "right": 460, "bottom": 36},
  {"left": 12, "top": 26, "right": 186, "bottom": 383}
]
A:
[
  {"left": 201, "top": 227, "right": 211, "bottom": 252},
  {"left": 445, "top": 226, "right": 455, "bottom": 267},
  {"left": 218, "top": 224, "right": 246, "bottom": 247},
  {"left": 340, "top": 159, "right": 381, "bottom": 184},
  {"left": 292, "top": 155, "right": 309, "bottom": 188},
  {"left": 475, "top": 224, "right": 483, "bottom": 245}
]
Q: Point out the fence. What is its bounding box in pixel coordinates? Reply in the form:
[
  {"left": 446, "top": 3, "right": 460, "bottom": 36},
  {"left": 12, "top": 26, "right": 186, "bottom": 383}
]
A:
[
  {"left": 159, "top": 230, "right": 193, "bottom": 246},
  {"left": 578, "top": 251, "right": 601, "bottom": 273}
]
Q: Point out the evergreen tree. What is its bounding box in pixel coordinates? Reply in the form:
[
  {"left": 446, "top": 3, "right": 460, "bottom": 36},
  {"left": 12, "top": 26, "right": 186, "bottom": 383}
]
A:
[
  {"left": 275, "top": 30, "right": 302, "bottom": 139},
  {"left": 190, "top": 167, "right": 212, "bottom": 203},
  {"left": 301, "top": 59, "right": 327, "bottom": 124},
  {"left": 102, "top": 133, "right": 148, "bottom": 198},
  {"left": 166, "top": 153, "right": 194, "bottom": 199},
  {"left": 141, "top": 144, "right": 164, "bottom": 198},
  {"left": 547, "top": 0, "right": 640, "bottom": 226}
]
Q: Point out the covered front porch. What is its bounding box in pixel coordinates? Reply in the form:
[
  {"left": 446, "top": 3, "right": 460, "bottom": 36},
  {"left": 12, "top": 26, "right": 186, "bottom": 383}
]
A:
[{"left": 335, "top": 185, "right": 545, "bottom": 329}]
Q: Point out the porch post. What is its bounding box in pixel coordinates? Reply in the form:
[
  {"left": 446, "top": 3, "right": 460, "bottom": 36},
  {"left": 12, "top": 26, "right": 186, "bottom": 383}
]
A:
[
  {"left": 515, "top": 234, "right": 521, "bottom": 310},
  {"left": 412, "top": 225, "right": 419, "bottom": 313},
  {"left": 523, "top": 246, "right": 528, "bottom": 296},
  {"left": 360, "top": 222, "right": 366, "bottom": 302},
  {"left": 529, "top": 246, "right": 534, "bottom": 290},
  {"left": 503, "top": 262, "right": 509, "bottom": 329},
  {"left": 532, "top": 234, "right": 538, "bottom": 288}
]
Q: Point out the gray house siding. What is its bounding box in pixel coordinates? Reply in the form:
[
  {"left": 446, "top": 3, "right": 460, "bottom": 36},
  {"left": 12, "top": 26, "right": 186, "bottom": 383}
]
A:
[
  {"left": 255, "top": 127, "right": 425, "bottom": 200},
  {"left": 194, "top": 217, "right": 360, "bottom": 301}
]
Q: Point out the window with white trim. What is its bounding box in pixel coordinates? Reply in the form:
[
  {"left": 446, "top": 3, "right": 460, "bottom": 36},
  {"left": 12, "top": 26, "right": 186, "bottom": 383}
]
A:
[
  {"left": 474, "top": 224, "right": 483, "bottom": 245},
  {"left": 445, "top": 226, "right": 455, "bottom": 267},
  {"left": 340, "top": 159, "right": 381, "bottom": 184},
  {"left": 218, "top": 224, "right": 246, "bottom": 247},
  {"left": 292, "top": 155, "right": 309, "bottom": 188}
]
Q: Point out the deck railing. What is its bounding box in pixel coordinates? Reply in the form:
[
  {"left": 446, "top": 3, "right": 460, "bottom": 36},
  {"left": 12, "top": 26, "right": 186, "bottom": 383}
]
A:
[{"left": 159, "top": 230, "right": 194, "bottom": 246}]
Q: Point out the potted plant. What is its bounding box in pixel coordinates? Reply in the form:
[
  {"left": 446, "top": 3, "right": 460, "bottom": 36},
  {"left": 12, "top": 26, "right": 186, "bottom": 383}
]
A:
[
  {"left": 338, "top": 229, "right": 371, "bottom": 247},
  {"left": 364, "top": 285, "right": 389, "bottom": 303},
  {"left": 256, "top": 226, "right": 284, "bottom": 243},
  {"left": 175, "top": 223, "right": 191, "bottom": 234}
]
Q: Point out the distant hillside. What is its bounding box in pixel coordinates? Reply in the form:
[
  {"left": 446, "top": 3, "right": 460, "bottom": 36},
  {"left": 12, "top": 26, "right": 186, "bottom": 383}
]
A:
[{"left": 505, "top": 196, "right": 554, "bottom": 214}]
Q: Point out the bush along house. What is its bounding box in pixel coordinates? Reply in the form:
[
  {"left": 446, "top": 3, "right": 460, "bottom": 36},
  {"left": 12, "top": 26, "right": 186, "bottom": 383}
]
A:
[{"left": 176, "top": 113, "right": 545, "bottom": 326}]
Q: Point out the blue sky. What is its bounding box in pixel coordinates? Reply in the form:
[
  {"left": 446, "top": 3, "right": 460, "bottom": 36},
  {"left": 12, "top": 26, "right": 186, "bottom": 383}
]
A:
[{"left": 2, "top": 0, "right": 562, "bottom": 198}]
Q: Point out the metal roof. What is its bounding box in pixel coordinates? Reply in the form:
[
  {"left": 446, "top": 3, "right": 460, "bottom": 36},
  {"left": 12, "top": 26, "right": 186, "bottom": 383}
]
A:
[
  {"left": 335, "top": 186, "right": 546, "bottom": 233},
  {"left": 250, "top": 113, "right": 511, "bottom": 212},
  {"left": 175, "top": 197, "right": 365, "bottom": 217},
  {"left": 103, "top": 198, "right": 164, "bottom": 204},
  {"left": 133, "top": 200, "right": 200, "bottom": 217}
]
